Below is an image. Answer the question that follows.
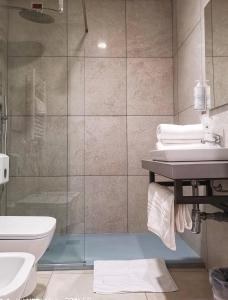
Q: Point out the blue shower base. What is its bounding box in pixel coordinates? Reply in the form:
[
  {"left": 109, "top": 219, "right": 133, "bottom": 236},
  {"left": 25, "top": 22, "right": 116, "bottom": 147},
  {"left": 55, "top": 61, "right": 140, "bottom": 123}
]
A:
[{"left": 39, "top": 233, "right": 202, "bottom": 268}]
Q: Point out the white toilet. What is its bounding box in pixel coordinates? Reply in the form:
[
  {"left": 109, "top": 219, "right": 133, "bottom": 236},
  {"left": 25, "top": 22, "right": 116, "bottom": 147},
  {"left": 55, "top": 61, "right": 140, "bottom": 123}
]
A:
[{"left": 0, "top": 216, "right": 56, "bottom": 298}]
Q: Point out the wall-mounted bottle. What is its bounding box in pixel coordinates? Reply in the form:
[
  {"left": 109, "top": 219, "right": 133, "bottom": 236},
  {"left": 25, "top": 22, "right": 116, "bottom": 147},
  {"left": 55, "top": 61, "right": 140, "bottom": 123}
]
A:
[{"left": 194, "top": 80, "right": 206, "bottom": 111}]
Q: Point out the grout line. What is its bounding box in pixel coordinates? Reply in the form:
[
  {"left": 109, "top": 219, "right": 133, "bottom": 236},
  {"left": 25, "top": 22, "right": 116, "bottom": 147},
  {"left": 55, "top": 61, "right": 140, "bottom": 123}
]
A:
[
  {"left": 8, "top": 55, "right": 173, "bottom": 59},
  {"left": 7, "top": 114, "right": 174, "bottom": 117},
  {"left": 9, "top": 175, "right": 148, "bottom": 178},
  {"left": 125, "top": 0, "right": 129, "bottom": 233},
  {"left": 83, "top": 18, "right": 86, "bottom": 262},
  {"left": 66, "top": 0, "right": 69, "bottom": 238}
]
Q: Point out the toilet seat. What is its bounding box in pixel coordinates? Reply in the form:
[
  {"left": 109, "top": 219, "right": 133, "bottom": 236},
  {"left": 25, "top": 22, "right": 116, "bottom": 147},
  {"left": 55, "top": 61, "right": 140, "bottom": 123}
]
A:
[{"left": 0, "top": 216, "right": 56, "bottom": 240}]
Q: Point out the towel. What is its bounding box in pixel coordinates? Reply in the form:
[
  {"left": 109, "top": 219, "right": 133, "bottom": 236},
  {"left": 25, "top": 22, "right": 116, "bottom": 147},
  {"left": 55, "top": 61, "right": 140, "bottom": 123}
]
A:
[
  {"left": 147, "top": 183, "right": 193, "bottom": 248},
  {"left": 147, "top": 183, "right": 176, "bottom": 251},
  {"left": 156, "top": 141, "right": 221, "bottom": 150},
  {"left": 93, "top": 259, "right": 178, "bottom": 294},
  {"left": 175, "top": 205, "right": 192, "bottom": 233},
  {"left": 157, "top": 124, "right": 204, "bottom": 141},
  {"left": 158, "top": 139, "right": 202, "bottom": 144}
]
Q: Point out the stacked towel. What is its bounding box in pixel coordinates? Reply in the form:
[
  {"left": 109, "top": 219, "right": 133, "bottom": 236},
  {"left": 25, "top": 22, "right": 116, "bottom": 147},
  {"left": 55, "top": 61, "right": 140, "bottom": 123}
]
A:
[
  {"left": 156, "top": 123, "right": 221, "bottom": 150},
  {"left": 157, "top": 124, "right": 204, "bottom": 142},
  {"left": 147, "top": 183, "right": 192, "bottom": 251}
]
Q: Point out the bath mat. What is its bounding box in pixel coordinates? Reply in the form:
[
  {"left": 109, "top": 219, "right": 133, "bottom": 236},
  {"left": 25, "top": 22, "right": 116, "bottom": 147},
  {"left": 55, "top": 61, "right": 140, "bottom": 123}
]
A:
[{"left": 93, "top": 258, "right": 178, "bottom": 294}]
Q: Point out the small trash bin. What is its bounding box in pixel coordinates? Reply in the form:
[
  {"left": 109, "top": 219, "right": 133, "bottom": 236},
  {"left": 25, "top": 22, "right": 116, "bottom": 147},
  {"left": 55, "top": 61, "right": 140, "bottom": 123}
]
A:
[{"left": 210, "top": 268, "right": 228, "bottom": 300}]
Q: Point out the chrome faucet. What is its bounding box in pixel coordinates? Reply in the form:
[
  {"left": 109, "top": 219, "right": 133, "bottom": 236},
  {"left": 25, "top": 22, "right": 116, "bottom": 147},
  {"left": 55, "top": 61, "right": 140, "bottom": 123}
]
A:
[{"left": 201, "top": 133, "right": 222, "bottom": 146}]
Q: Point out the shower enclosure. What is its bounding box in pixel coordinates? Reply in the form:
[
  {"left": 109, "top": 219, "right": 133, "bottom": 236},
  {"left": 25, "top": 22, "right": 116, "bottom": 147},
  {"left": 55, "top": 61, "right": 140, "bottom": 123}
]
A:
[{"left": 0, "top": 0, "right": 202, "bottom": 270}]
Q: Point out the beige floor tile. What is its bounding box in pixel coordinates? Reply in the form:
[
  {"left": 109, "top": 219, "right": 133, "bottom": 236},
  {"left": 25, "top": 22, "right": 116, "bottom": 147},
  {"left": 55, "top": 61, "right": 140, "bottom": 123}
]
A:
[
  {"left": 146, "top": 269, "right": 213, "bottom": 300},
  {"left": 24, "top": 272, "right": 52, "bottom": 300},
  {"left": 45, "top": 273, "right": 147, "bottom": 300}
]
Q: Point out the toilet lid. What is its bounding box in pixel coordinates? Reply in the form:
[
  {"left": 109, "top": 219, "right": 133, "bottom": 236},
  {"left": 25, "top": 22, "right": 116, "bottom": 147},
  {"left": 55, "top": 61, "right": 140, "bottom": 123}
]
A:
[{"left": 0, "top": 216, "right": 56, "bottom": 240}]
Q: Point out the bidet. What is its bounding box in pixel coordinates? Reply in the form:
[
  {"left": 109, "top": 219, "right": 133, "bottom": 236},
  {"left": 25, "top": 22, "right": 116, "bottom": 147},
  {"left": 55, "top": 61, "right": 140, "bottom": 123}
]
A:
[{"left": 0, "top": 252, "right": 35, "bottom": 300}]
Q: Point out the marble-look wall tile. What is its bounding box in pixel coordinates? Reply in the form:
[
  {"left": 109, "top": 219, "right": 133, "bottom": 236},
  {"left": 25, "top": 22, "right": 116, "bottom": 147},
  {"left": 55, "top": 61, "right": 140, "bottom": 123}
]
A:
[
  {"left": 68, "top": 57, "right": 84, "bottom": 115},
  {"left": 7, "top": 176, "right": 68, "bottom": 233},
  {"left": 8, "top": 57, "right": 67, "bottom": 116},
  {"left": 85, "top": 176, "right": 127, "bottom": 233},
  {"left": 177, "top": 24, "right": 202, "bottom": 112},
  {"left": 173, "top": 54, "right": 178, "bottom": 115},
  {"left": 176, "top": 0, "right": 201, "bottom": 46},
  {"left": 68, "top": 117, "right": 84, "bottom": 176},
  {"left": 213, "top": 57, "right": 228, "bottom": 108},
  {"left": 172, "top": 0, "right": 178, "bottom": 56},
  {"left": 85, "top": 116, "right": 127, "bottom": 175},
  {"left": 8, "top": 0, "right": 67, "bottom": 56},
  {"left": 127, "top": 116, "right": 173, "bottom": 175},
  {"left": 178, "top": 106, "right": 201, "bottom": 125},
  {"left": 8, "top": 116, "right": 67, "bottom": 176},
  {"left": 127, "top": 58, "right": 173, "bottom": 115},
  {"left": 126, "top": 0, "right": 172, "bottom": 58},
  {"left": 68, "top": 176, "right": 85, "bottom": 234},
  {"left": 128, "top": 176, "right": 149, "bottom": 233},
  {"left": 68, "top": 0, "right": 86, "bottom": 56},
  {"left": 85, "top": 0, "right": 126, "bottom": 57},
  {"left": 85, "top": 58, "right": 126, "bottom": 115},
  {"left": 212, "top": 0, "right": 228, "bottom": 56}
]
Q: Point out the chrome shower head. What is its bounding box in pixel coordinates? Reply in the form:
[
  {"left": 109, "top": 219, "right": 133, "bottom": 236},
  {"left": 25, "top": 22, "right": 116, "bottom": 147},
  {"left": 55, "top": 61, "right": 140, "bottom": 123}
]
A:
[{"left": 19, "top": 8, "right": 54, "bottom": 24}]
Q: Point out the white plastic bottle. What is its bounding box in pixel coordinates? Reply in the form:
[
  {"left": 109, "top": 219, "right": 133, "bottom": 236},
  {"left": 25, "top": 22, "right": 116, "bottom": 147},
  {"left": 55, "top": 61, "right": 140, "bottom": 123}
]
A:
[{"left": 194, "top": 80, "right": 206, "bottom": 111}]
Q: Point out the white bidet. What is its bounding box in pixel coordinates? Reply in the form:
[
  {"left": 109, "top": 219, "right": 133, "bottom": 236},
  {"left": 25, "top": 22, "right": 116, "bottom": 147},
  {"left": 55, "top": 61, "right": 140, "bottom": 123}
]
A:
[{"left": 0, "top": 252, "right": 35, "bottom": 300}]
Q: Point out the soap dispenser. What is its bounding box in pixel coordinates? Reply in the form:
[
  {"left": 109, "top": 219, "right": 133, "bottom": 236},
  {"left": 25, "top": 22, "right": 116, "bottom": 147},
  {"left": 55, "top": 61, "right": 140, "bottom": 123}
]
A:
[{"left": 194, "top": 80, "right": 206, "bottom": 111}]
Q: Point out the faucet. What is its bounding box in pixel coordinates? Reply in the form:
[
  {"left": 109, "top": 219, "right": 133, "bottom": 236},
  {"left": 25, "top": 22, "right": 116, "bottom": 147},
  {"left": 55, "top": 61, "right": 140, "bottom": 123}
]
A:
[{"left": 201, "top": 132, "right": 222, "bottom": 146}]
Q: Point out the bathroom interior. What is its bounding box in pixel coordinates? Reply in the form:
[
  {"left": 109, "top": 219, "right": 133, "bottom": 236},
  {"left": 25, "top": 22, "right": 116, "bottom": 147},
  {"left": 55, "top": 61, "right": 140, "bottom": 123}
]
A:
[{"left": 1, "top": 0, "right": 228, "bottom": 299}]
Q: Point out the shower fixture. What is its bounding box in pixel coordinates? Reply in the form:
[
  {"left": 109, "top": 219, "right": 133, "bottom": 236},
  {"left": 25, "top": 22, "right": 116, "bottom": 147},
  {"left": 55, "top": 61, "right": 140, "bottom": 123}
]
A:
[{"left": 17, "top": 0, "right": 88, "bottom": 32}]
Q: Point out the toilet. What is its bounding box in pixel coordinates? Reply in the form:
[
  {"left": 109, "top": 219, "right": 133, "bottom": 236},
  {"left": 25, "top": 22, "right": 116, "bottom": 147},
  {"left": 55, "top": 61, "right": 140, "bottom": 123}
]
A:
[{"left": 0, "top": 216, "right": 56, "bottom": 298}]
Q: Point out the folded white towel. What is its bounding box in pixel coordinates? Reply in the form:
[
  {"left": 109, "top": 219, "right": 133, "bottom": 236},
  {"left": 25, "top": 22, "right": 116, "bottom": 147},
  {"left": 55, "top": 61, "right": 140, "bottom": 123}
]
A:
[
  {"left": 93, "top": 259, "right": 178, "bottom": 294},
  {"left": 157, "top": 124, "right": 204, "bottom": 141},
  {"left": 156, "top": 141, "right": 221, "bottom": 150},
  {"left": 147, "top": 183, "right": 176, "bottom": 251},
  {"left": 158, "top": 139, "right": 201, "bottom": 144}
]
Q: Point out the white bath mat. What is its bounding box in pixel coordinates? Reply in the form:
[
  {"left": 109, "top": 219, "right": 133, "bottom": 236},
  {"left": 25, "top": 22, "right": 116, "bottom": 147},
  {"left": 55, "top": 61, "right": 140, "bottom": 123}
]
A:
[{"left": 93, "top": 258, "right": 178, "bottom": 294}]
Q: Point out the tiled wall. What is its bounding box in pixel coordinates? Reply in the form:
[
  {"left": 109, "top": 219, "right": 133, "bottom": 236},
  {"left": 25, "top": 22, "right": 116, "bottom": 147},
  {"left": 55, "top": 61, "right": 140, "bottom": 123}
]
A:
[
  {"left": 6, "top": 0, "right": 173, "bottom": 234},
  {"left": 173, "top": 0, "right": 228, "bottom": 268}
]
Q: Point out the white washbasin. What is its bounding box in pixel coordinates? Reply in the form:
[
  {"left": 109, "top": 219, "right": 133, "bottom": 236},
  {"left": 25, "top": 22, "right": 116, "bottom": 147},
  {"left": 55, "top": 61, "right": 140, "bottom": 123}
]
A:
[
  {"left": 151, "top": 148, "right": 228, "bottom": 162},
  {"left": 0, "top": 252, "right": 35, "bottom": 300}
]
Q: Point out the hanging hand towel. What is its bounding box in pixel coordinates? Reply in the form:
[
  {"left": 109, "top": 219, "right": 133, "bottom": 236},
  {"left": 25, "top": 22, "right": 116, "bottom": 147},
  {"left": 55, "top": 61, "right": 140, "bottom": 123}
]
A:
[
  {"left": 147, "top": 183, "right": 176, "bottom": 251},
  {"left": 175, "top": 204, "right": 192, "bottom": 233}
]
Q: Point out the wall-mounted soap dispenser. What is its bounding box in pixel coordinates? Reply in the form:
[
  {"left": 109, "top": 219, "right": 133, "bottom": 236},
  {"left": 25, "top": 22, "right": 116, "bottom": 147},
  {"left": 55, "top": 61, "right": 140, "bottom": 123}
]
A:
[
  {"left": 194, "top": 80, "right": 206, "bottom": 111},
  {"left": 0, "top": 154, "right": 9, "bottom": 184}
]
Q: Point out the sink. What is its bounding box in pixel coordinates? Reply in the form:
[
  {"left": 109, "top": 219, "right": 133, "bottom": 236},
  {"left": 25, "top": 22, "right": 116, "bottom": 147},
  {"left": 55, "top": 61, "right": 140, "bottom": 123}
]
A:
[
  {"left": 0, "top": 252, "right": 35, "bottom": 300},
  {"left": 151, "top": 148, "right": 228, "bottom": 162}
]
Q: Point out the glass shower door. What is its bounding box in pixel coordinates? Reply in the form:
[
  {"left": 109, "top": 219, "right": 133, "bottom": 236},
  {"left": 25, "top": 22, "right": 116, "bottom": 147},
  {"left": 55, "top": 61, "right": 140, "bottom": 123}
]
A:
[{"left": 3, "top": 0, "right": 86, "bottom": 269}]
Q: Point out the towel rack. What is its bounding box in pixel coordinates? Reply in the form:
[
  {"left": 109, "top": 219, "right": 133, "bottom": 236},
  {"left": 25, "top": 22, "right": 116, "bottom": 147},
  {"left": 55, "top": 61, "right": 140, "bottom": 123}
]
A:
[{"left": 143, "top": 160, "right": 228, "bottom": 213}]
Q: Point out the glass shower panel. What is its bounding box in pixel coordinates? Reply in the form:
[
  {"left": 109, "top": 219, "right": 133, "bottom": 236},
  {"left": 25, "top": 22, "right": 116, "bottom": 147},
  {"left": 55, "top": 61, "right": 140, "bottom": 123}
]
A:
[
  {"left": 0, "top": 0, "right": 8, "bottom": 215},
  {"left": 5, "top": 0, "right": 85, "bottom": 268}
]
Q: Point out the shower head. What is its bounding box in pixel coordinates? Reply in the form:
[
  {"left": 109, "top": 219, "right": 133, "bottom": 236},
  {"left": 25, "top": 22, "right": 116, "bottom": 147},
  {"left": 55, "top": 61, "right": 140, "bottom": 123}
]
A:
[{"left": 19, "top": 8, "right": 54, "bottom": 24}]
